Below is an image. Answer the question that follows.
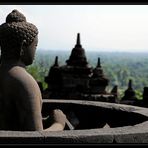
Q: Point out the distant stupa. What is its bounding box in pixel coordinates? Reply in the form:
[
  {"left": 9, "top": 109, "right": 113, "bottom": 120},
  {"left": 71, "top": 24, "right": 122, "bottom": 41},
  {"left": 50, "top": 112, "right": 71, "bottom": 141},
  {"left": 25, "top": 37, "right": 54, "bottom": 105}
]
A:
[
  {"left": 66, "top": 33, "right": 88, "bottom": 67},
  {"left": 43, "top": 33, "right": 115, "bottom": 102},
  {"left": 122, "top": 79, "right": 137, "bottom": 100}
]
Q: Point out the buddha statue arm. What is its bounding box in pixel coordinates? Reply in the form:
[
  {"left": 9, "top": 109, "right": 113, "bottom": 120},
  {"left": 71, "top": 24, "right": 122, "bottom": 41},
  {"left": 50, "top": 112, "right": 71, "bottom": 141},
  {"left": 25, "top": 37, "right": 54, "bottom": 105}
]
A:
[
  {"left": 16, "top": 87, "right": 43, "bottom": 131},
  {"left": 45, "top": 123, "right": 64, "bottom": 131},
  {"left": 12, "top": 68, "right": 67, "bottom": 131},
  {"left": 10, "top": 68, "right": 43, "bottom": 131}
]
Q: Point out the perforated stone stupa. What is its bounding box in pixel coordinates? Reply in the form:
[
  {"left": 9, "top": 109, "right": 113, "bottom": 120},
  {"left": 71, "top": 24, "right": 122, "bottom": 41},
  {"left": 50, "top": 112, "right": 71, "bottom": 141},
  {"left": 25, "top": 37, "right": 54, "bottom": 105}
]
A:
[{"left": 43, "top": 33, "right": 116, "bottom": 102}]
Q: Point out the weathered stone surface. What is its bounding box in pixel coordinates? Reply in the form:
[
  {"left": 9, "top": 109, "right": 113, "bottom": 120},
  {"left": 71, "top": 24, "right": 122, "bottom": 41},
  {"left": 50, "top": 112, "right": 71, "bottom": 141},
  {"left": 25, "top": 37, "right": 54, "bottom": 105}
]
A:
[
  {"left": 42, "top": 129, "right": 114, "bottom": 143},
  {"left": 0, "top": 131, "right": 43, "bottom": 144},
  {"left": 0, "top": 100, "right": 147, "bottom": 144},
  {"left": 41, "top": 100, "right": 148, "bottom": 143}
]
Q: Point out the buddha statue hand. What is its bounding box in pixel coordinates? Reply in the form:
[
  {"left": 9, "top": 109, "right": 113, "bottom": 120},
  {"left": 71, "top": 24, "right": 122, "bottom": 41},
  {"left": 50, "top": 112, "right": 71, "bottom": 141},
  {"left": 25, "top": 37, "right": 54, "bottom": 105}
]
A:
[{"left": 49, "top": 109, "right": 67, "bottom": 128}]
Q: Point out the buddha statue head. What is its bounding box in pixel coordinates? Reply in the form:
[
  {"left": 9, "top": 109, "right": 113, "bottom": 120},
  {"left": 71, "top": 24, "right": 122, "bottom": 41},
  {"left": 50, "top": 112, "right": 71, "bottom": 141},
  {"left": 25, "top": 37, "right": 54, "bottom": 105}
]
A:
[{"left": 0, "top": 9, "right": 38, "bottom": 66}]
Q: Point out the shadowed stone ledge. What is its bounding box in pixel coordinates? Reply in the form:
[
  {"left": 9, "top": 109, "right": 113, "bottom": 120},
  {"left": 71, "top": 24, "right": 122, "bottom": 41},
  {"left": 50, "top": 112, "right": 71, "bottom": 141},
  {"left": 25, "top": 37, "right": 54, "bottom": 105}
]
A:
[{"left": 0, "top": 100, "right": 148, "bottom": 144}]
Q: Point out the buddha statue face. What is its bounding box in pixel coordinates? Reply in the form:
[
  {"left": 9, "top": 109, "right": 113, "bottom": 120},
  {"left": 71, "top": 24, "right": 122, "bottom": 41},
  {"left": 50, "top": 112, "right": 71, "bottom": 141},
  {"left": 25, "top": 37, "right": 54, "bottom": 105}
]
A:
[{"left": 21, "top": 35, "right": 38, "bottom": 66}]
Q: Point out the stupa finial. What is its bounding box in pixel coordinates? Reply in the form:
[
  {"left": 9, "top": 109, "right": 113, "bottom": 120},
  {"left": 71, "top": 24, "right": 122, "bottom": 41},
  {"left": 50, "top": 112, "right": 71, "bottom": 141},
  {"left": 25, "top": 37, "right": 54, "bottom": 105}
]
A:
[
  {"left": 75, "top": 33, "right": 82, "bottom": 48},
  {"left": 128, "top": 79, "right": 132, "bottom": 89},
  {"left": 97, "top": 57, "right": 101, "bottom": 68},
  {"left": 54, "top": 56, "right": 59, "bottom": 67}
]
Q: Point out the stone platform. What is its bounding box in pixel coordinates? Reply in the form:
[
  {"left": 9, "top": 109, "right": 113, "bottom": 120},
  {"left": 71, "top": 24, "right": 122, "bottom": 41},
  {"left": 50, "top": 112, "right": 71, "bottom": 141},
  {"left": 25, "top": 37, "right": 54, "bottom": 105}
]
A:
[{"left": 0, "top": 99, "right": 148, "bottom": 144}]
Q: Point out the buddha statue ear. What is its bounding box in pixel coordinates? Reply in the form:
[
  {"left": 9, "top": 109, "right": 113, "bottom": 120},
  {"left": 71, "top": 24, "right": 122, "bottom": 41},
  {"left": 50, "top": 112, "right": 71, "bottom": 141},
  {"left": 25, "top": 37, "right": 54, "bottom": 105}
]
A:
[{"left": 20, "top": 40, "right": 26, "bottom": 57}]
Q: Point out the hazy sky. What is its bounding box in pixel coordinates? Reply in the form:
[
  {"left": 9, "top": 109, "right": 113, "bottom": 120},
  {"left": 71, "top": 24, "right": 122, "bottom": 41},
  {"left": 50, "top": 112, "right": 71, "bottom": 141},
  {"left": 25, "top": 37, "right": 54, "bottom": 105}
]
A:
[{"left": 1, "top": 5, "right": 148, "bottom": 52}]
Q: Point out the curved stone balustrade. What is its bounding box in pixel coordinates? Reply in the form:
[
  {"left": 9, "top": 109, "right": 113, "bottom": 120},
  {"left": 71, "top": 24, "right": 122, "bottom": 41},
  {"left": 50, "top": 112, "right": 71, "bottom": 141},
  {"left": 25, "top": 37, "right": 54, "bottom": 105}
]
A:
[{"left": 0, "top": 99, "right": 148, "bottom": 144}]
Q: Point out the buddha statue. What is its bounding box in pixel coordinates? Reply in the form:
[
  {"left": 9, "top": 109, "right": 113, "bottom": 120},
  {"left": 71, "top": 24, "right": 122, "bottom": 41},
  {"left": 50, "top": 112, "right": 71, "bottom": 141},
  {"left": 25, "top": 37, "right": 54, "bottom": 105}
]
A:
[{"left": 0, "top": 10, "right": 66, "bottom": 131}]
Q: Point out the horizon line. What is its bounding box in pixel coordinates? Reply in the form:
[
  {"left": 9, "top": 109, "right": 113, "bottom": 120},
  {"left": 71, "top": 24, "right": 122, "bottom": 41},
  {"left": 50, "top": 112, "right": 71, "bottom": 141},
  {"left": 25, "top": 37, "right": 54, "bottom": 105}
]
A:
[{"left": 37, "top": 48, "right": 148, "bottom": 53}]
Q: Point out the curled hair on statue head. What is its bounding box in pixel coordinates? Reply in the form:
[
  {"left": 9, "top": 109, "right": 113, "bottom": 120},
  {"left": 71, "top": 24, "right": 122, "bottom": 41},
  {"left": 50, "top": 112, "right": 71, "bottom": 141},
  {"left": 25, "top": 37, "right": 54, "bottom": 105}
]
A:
[{"left": 0, "top": 9, "right": 38, "bottom": 61}]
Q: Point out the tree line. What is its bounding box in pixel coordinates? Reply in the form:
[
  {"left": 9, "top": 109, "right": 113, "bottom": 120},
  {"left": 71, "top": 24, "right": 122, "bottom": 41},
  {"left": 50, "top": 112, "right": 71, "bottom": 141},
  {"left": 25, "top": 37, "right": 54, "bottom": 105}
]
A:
[{"left": 27, "top": 50, "right": 148, "bottom": 100}]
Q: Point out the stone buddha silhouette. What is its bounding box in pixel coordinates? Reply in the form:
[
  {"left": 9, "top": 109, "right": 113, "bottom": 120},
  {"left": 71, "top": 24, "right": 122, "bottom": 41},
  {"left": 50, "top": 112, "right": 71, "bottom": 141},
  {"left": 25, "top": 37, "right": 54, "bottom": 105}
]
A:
[{"left": 0, "top": 10, "right": 66, "bottom": 131}]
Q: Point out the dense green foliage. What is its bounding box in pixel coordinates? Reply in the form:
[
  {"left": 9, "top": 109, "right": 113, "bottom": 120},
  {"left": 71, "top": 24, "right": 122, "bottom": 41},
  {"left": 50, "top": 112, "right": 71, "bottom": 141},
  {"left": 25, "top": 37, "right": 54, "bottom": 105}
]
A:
[{"left": 26, "top": 50, "right": 148, "bottom": 100}]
